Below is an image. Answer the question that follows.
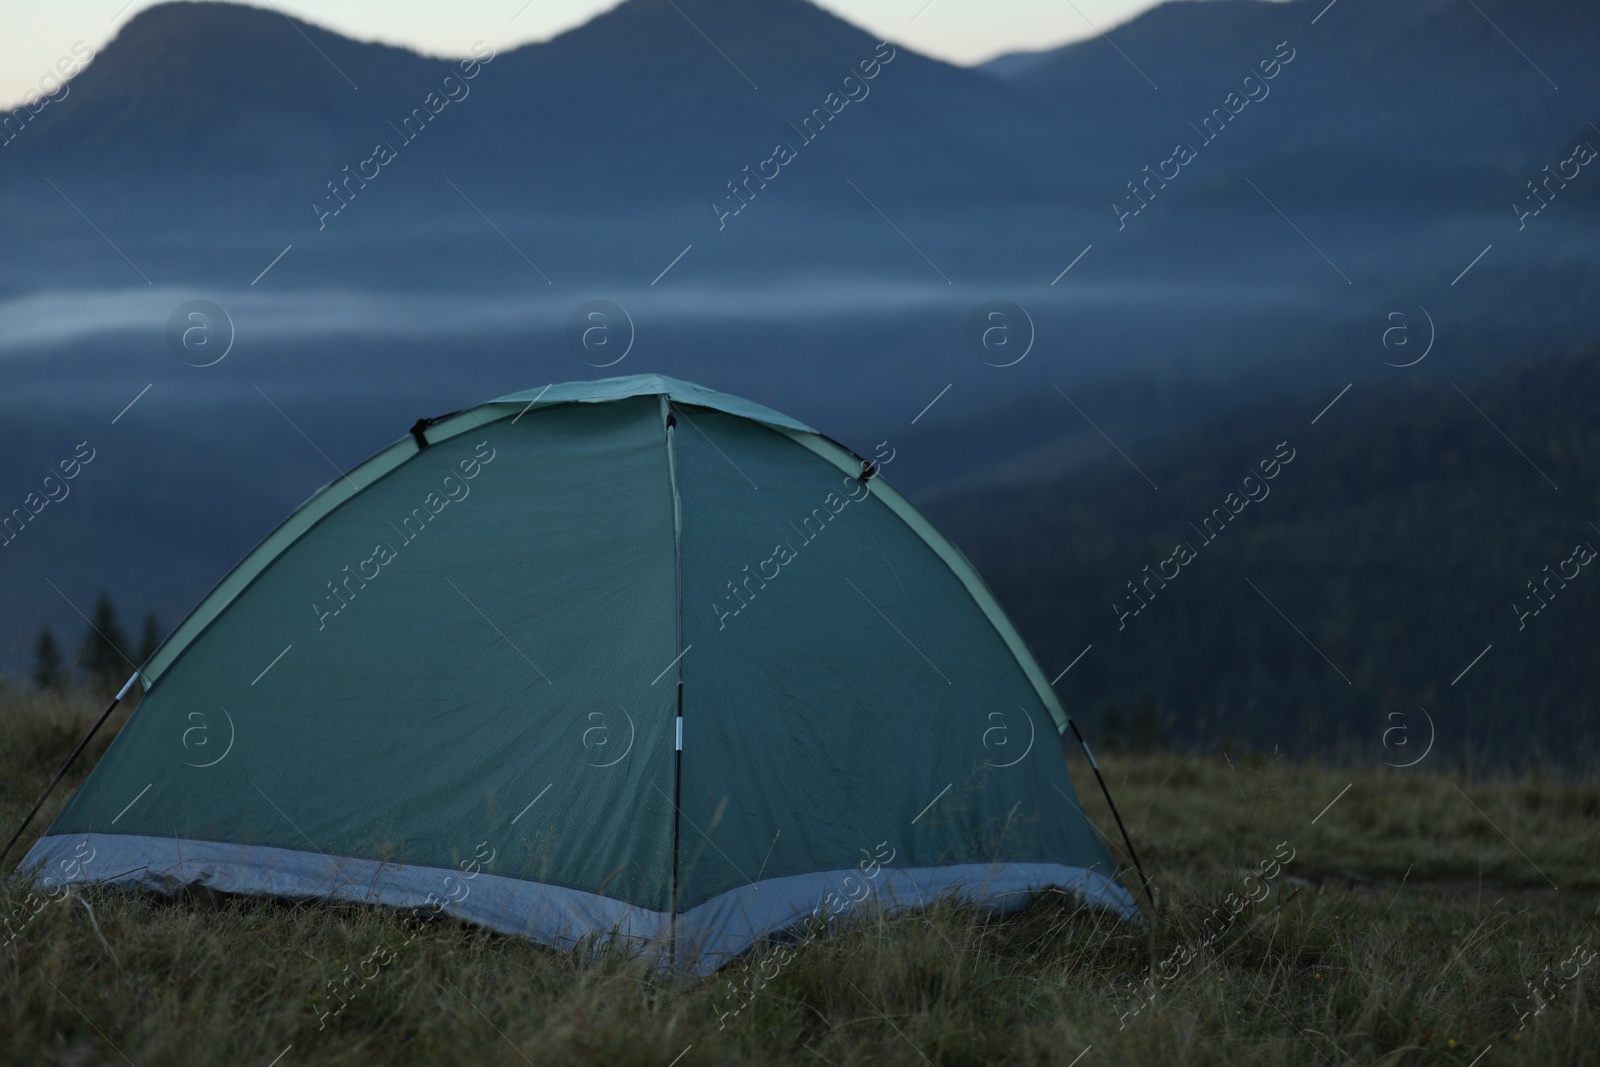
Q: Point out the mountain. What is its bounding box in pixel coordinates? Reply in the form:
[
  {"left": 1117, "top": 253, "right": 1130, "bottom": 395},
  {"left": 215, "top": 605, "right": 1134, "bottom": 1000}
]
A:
[
  {"left": 9, "top": 0, "right": 1596, "bottom": 270},
  {"left": 993, "top": 0, "right": 1600, "bottom": 205},
  {"left": 4, "top": 0, "right": 1043, "bottom": 202},
  {"left": 976, "top": 50, "right": 1054, "bottom": 81},
  {"left": 3, "top": 0, "right": 1600, "bottom": 704},
  {"left": 3, "top": 2, "right": 443, "bottom": 172},
  {"left": 4, "top": 0, "right": 1599, "bottom": 296},
  {"left": 1, "top": 0, "right": 1079, "bottom": 293}
]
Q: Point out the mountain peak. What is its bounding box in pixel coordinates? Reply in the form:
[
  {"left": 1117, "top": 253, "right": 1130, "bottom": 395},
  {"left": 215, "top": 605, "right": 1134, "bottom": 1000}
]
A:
[
  {"left": 114, "top": 0, "right": 347, "bottom": 51},
  {"left": 9, "top": 0, "right": 445, "bottom": 169}
]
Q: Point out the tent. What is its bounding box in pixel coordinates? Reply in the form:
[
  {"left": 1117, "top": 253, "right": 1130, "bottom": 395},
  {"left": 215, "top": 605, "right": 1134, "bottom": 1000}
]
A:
[{"left": 17, "top": 375, "right": 1138, "bottom": 971}]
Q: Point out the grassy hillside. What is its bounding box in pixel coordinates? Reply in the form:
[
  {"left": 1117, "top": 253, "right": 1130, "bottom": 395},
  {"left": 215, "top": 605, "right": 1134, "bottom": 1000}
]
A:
[
  {"left": 3, "top": 687, "right": 1596, "bottom": 1065},
  {"left": 926, "top": 350, "right": 1600, "bottom": 765}
]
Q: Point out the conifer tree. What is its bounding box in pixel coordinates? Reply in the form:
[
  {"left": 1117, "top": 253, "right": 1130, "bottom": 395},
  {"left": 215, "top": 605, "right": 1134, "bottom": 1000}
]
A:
[
  {"left": 81, "top": 592, "right": 130, "bottom": 688},
  {"left": 32, "top": 626, "right": 62, "bottom": 690},
  {"left": 136, "top": 611, "right": 162, "bottom": 665}
]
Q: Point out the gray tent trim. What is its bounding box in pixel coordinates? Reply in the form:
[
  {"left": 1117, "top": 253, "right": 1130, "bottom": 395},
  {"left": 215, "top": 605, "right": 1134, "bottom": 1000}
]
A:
[{"left": 20, "top": 832, "right": 1137, "bottom": 974}]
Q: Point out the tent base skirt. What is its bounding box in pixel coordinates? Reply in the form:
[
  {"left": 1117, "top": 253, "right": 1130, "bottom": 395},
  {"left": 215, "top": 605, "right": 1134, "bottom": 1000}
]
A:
[{"left": 21, "top": 833, "right": 1139, "bottom": 974}]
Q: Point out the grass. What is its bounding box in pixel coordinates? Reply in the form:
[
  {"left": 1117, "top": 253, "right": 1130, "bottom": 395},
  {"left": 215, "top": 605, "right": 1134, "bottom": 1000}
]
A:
[{"left": 2, "top": 685, "right": 1596, "bottom": 1065}]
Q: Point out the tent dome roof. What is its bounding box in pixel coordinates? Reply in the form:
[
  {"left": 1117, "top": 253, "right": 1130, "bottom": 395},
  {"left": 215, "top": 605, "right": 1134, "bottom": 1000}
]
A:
[{"left": 492, "top": 374, "right": 816, "bottom": 434}]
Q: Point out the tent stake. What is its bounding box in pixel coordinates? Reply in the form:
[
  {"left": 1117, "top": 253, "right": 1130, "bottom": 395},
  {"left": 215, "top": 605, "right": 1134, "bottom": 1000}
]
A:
[
  {"left": 1067, "top": 718, "right": 1156, "bottom": 911},
  {"left": 0, "top": 673, "right": 138, "bottom": 870}
]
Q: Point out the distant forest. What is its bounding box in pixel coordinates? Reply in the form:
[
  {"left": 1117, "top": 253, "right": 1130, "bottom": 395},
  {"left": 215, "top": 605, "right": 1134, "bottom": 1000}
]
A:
[
  {"left": 928, "top": 349, "right": 1600, "bottom": 767},
  {"left": 22, "top": 595, "right": 158, "bottom": 696}
]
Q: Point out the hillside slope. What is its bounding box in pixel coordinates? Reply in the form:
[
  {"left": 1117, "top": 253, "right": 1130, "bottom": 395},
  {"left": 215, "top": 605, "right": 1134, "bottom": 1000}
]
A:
[{"left": 925, "top": 349, "right": 1600, "bottom": 763}]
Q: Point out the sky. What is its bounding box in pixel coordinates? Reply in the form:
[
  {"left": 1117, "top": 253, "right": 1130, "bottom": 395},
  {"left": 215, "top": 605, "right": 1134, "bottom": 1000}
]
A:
[{"left": 1, "top": 0, "right": 1197, "bottom": 107}]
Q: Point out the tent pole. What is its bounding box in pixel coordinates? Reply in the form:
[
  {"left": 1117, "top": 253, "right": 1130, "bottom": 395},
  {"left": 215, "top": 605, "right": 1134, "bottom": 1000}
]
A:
[
  {"left": 669, "top": 683, "right": 683, "bottom": 971},
  {"left": 0, "top": 672, "right": 139, "bottom": 870},
  {"left": 663, "top": 400, "right": 684, "bottom": 972},
  {"left": 1067, "top": 718, "right": 1156, "bottom": 911}
]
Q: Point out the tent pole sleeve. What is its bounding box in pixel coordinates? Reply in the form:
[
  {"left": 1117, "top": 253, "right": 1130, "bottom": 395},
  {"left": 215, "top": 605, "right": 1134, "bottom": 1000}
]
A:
[
  {"left": 1068, "top": 718, "right": 1156, "bottom": 911},
  {"left": 1, "top": 672, "right": 138, "bottom": 870}
]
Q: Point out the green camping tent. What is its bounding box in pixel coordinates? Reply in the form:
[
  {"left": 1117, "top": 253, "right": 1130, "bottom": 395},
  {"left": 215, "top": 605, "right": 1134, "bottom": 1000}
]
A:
[{"left": 18, "top": 375, "right": 1136, "bottom": 971}]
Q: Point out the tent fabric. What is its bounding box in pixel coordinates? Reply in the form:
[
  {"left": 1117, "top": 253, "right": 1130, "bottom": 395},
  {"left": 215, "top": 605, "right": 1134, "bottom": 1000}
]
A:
[
  {"left": 670, "top": 410, "right": 1112, "bottom": 911},
  {"left": 18, "top": 375, "right": 1137, "bottom": 971},
  {"left": 139, "top": 378, "right": 812, "bottom": 687}
]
